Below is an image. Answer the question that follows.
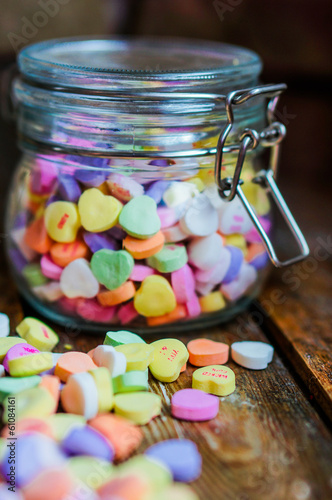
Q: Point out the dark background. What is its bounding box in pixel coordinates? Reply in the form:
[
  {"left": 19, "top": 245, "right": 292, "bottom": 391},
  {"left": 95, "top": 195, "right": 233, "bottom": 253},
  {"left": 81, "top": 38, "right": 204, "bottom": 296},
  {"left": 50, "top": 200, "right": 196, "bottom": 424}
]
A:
[{"left": 0, "top": 0, "right": 331, "bottom": 245}]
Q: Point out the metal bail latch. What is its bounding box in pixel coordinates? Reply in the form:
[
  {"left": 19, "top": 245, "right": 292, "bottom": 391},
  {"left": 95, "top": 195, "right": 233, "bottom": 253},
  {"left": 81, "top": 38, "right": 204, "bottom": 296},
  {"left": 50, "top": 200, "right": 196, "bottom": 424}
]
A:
[{"left": 215, "top": 83, "right": 310, "bottom": 268}]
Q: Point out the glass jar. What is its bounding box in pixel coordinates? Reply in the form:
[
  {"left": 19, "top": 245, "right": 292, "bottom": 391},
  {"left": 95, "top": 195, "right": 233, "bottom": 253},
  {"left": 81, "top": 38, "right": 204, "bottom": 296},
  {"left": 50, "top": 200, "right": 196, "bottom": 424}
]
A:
[{"left": 6, "top": 37, "right": 309, "bottom": 333}]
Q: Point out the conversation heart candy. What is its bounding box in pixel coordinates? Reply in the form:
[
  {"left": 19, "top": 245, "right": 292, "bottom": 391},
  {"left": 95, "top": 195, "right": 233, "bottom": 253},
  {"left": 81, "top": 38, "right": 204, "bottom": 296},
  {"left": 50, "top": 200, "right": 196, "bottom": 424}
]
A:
[
  {"left": 0, "top": 313, "right": 10, "bottom": 338},
  {"left": 218, "top": 196, "right": 253, "bottom": 234},
  {"left": 61, "top": 372, "right": 99, "bottom": 419},
  {"left": 68, "top": 456, "right": 113, "bottom": 490},
  {"left": 11, "top": 227, "right": 37, "bottom": 261},
  {"left": 221, "top": 262, "right": 257, "bottom": 301},
  {"left": 134, "top": 275, "right": 176, "bottom": 317},
  {"left": 0, "top": 337, "right": 27, "bottom": 363},
  {"left": 91, "top": 249, "right": 134, "bottom": 290},
  {"left": 98, "top": 473, "right": 150, "bottom": 500},
  {"left": 40, "top": 254, "right": 62, "bottom": 280},
  {"left": 89, "top": 367, "right": 114, "bottom": 413},
  {"left": 119, "top": 195, "right": 161, "bottom": 239},
  {"left": 44, "top": 201, "right": 81, "bottom": 243},
  {"left": 231, "top": 341, "right": 274, "bottom": 369},
  {"left": 0, "top": 375, "right": 40, "bottom": 403},
  {"left": 145, "top": 180, "right": 170, "bottom": 204},
  {"left": 180, "top": 193, "right": 218, "bottom": 236},
  {"left": 58, "top": 173, "right": 81, "bottom": 202},
  {"left": 114, "top": 392, "right": 161, "bottom": 425},
  {"left": 62, "top": 425, "right": 114, "bottom": 462},
  {"left": 150, "top": 484, "right": 199, "bottom": 500},
  {"left": 47, "top": 413, "right": 86, "bottom": 441},
  {"left": 33, "top": 281, "right": 63, "bottom": 302},
  {"left": 149, "top": 339, "right": 189, "bottom": 383},
  {"left": 145, "top": 439, "right": 202, "bottom": 482},
  {"left": 83, "top": 231, "right": 120, "bottom": 253},
  {"left": 92, "top": 345, "right": 127, "bottom": 377},
  {"left": 147, "top": 305, "right": 187, "bottom": 327},
  {"left": 118, "top": 301, "right": 139, "bottom": 325},
  {"left": 8, "top": 352, "right": 53, "bottom": 377},
  {"left": 113, "top": 370, "right": 149, "bottom": 394},
  {"left": 74, "top": 168, "right": 107, "bottom": 188},
  {"left": 147, "top": 244, "right": 188, "bottom": 273},
  {"left": 16, "top": 317, "right": 59, "bottom": 351},
  {"left": 3, "top": 343, "right": 39, "bottom": 372},
  {"left": 199, "top": 291, "right": 226, "bottom": 312},
  {"left": 187, "top": 339, "right": 229, "bottom": 366},
  {"left": 117, "top": 454, "right": 172, "bottom": 492},
  {"left": 54, "top": 351, "right": 97, "bottom": 382},
  {"left": 171, "top": 264, "right": 195, "bottom": 304},
  {"left": 22, "top": 263, "right": 48, "bottom": 287},
  {"left": 76, "top": 298, "right": 116, "bottom": 323},
  {"left": 187, "top": 233, "right": 224, "bottom": 271},
  {"left": 104, "top": 330, "right": 146, "bottom": 347},
  {"left": 171, "top": 388, "right": 219, "bottom": 421},
  {"left": 107, "top": 173, "right": 144, "bottom": 201},
  {"left": 124, "top": 231, "right": 165, "bottom": 259},
  {"left": 31, "top": 157, "right": 58, "bottom": 195},
  {"left": 222, "top": 246, "right": 244, "bottom": 283},
  {"left": 50, "top": 240, "right": 90, "bottom": 268},
  {"left": 185, "top": 293, "right": 201, "bottom": 318},
  {"left": 60, "top": 258, "right": 99, "bottom": 298},
  {"left": 21, "top": 466, "right": 73, "bottom": 500},
  {"left": 224, "top": 233, "right": 247, "bottom": 253},
  {"left": 2, "top": 386, "right": 56, "bottom": 422},
  {"left": 130, "top": 264, "right": 156, "bottom": 282},
  {"left": 1, "top": 417, "right": 54, "bottom": 439},
  {"left": 78, "top": 188, "right": 122, "bottom": 232},
  {"left": 245, "top": 243, "right": 269, "bottom": 270},
  {"left": 24, "top": 216, "right": 53, "bottom": 254},
  {"left": 97, "top": 281, "right": 136, "bottom": 306},
  {"left": 162, "top": 223, "right": 189, "bottom": 243},
  {"left": 192, "top": 365, "right": 235, "bottom": 396},
  {"left": 115, "top": 343, "right": 155, "bottom": 372},
  {"left": 245, "top": 216, "right": 271, "bottom": 244},
  {"left": 194, "top": 248, "right": 232, "bottom": 284},
  {"left": 157, "top": 206, "right": 181, "bottom": 229},
  {"left": 162, "top": 182, "right": 198, "bottom": 207}
]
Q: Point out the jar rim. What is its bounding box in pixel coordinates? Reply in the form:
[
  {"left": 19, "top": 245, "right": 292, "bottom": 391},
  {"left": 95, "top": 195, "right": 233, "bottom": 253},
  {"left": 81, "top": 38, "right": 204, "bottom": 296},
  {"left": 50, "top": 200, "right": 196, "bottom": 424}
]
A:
[{"left": 18, "top": 36, "right": 262, "bottom": 90}]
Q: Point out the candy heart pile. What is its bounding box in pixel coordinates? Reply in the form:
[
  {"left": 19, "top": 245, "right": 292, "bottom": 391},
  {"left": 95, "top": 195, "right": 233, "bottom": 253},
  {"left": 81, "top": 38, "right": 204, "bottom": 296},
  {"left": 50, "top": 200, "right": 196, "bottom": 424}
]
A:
[
  {"left": 9, "top": 156, "right": 272, "bottom": 327},
  {"left": 0, "top": 313, "right": 274, "bottom": 499}
]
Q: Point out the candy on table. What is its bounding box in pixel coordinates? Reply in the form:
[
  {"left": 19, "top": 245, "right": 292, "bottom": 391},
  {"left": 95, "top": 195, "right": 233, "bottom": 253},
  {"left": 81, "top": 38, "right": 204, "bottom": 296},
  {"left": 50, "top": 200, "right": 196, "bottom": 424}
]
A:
[
  {"left": 162, "top": 181, "right": 198, "bottom": 208},
  {"left": 76, "top": 298, "right": 116, "bottom": 323},
  {"left": 97, "top": 281, "right": 136, "bottom": 306},
  {"left": 222, "top": 245, "right": 244, "bottom": 283},
  {"left": 61, "top": 372, "right": 99, "bottom": 419},
  {"left": 78, "top": 188, "right": 122, "bottom": 232},
  {"left": 180, "top": 193, "right": 218, "bottom": 237},
  {"left": 114, "top": 343, "right": 155, "bottom": 372},
  {"left": 22, "top": 263, "right": 48, "bottom": 287},
  {"left": 221, "top": 262, "right": 257, "bottom": 301},
  {"left": 104, "top": 330, "right": 146, "bottom": 347},
  {"left": 149, "top": 338, "right": 189, "bottom": 383},
  {"left": 187, "top": 338, "right": 229, "bottom": 366},
  {"left": 54, "top": 351, "right": 97, "bottom": 382},
  {"left": 185, "top": 293, "right": 202, "bottom": 318},
  {"left": 3, "top": 342, "right": 39, "bottom": 372},
  {"left": 0, "top": 374, "right": 40, "bottom": 402},
  {"left": 116, "top": 454, "right": 172, "bottom": 492},
  {"left": 187, "top": 232, "right": 224, "bottom": 271},
  {"left": 16, "top": 316, "right": 59, "bottom": 351},
  {"left": 11, "top": 227, "right": 38, "bottom": 261},
  {"left": 113, "top": 391, "right": 162, "bottom": 425},
  {"left": 74, "top": 168, "right": 108, "bottom": 188},
  {"left": 106, "top": 173, "right": 144, "bottom": 201},
  {"left": 231, "top": 341, "right": 274, "bottom": 369},
  {"left": 2, "top": 386, "right": 56, "bottom": 422},
  {"left": 134, "top": 275, "right": 176, "bottom": 317},
  {"left": 21, "top": 466, "right": 74, "bottom": 500},
  {"left": 98, "top": 473, "right": 150, "bottom": 500},
  {"left": 171, "top": 264, "right": 195, "bottom": 304},
  {"left": 92, "top": 345, "right": 127, "bottom": 377},
  {"left": 245, "top": 243, "right": 269, "bottom": 270},
  {"left": 83, "top": 230, "right": 120, "bottom": 253},
  {"left": 145, "top": 439, "right": 202, "bottom": 482},
  {"left": 8, "top": 352, "right": 53, "bottom": 377},
  {"left": 23, "top": 216, "right": 53, "bottom": 254},
  {"left": 62, "top": 425, "right": 115, "bottom": 461},
  {"left": 147, "top": 243, "right": 188, "bottom": 273},
  {"left": 88, "top": 413, "right": 143, "bottom": 461},
  {"left": 91, "top": 249, "right": 134, "bottom": 290},
  {"left": 218, "top": 196, "right": 253, "bottom": 235},
  {"left": 123, "top": 231, "right": 165, "bottom": 259},
  {"left": 44, "top": 201, "right": 81, "bottom": 243},
  {"left": 199, "top": 291, "right": 226, "bottom": 313},
  {"left": 1, "top": 417, "right": 54, "bottom": 439},
  {"left": 119, "top": 195, "right": 161, "bottom": 239},
  {"left": 89, "top": 367, "right": 114, "bottom": 413},
  {"left": 192, "top": 365, "right": 236, "bottom": 396},
  {"left": 0, "top": 312, "right": 10, "bottom": 337},
  {"left": 33, "top": 282, "right": 63, "bottom": 302},
  {"left": 47, "top": 413, "right": 86, "bottom": 441},
  {"left": 117, "top": 301, "right": 139, "bottom": 325},
  {"left": 58, "top": 173, "right": 81, "bottom": 202},
  {"left": 60, "top": 258, "right": 99, "bottom": 299},
  {"left": 171, "top": 388, "right": 219, "bottom": 421},
  {"left": 68, "top": 455, "right": 113, "bottom": 490},
  {"left": 162, "top": 223, "right": 189, "bottom": 243},
  {"left": 50, "top": 240, "right": 90, "bottom": 267},
  {"left": 130, "top": 264, "right": 156, "bottom": 281},
  {"left": 113, "top": 370, "right": 149, "bottom": 394},
  {"left": 40, "top": 253, "right": 63, "bottom": 280},
  {"left": 146, "top": 305, "right": 187, "bottom": 327}
]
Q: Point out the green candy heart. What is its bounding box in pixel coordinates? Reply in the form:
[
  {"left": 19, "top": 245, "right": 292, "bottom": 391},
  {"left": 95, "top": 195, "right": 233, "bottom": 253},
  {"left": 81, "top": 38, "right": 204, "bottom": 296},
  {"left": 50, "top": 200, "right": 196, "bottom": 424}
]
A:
[
  {"left": 22, "top": 263, "right": 48, "bottom": 287},
  {"left": 147, "top": 244, "right": 188, "bottom": 273},
  {"left": 0, "top": 375, "right": 41, "bottom": 403},
  {"left": 113, "top": 370, "right": 149, "bottom": 394},
  {"left": 104, "top": 330, "right": 146, "bottom": 347},
  {"left": 91, "top": 249, "right": 134, "bottom": 290},
  {"left": 119, "top": 195, "right": 161, "bottom": 240}
]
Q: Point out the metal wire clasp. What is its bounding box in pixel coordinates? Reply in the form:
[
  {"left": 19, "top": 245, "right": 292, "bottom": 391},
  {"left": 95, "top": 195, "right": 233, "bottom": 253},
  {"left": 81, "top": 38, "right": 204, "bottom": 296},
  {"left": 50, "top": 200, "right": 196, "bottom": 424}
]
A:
[{"left": 215, "top": 83, "right": 309, "bottom": 268}]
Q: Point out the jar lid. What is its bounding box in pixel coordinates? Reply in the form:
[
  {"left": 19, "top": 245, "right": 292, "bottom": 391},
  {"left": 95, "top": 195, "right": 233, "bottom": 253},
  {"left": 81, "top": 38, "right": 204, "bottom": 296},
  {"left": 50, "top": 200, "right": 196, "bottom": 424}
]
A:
[{"left": 18, "top": 36, "right": 261, "bottom": 91}]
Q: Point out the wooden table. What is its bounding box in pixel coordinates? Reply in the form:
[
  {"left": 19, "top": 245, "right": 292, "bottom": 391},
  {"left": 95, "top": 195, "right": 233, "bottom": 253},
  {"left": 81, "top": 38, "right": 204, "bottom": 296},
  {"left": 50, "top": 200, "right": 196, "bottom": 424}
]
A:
[{"left": 1, "top": 182, "right": 331, "bottom": 500}]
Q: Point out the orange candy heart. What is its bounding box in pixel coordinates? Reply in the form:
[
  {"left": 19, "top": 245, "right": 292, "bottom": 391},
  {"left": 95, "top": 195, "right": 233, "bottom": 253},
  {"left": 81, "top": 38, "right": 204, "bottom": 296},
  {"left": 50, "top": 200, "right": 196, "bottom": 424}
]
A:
[{"left": 187, "top": 338, "right": 229, "bottom": 367}]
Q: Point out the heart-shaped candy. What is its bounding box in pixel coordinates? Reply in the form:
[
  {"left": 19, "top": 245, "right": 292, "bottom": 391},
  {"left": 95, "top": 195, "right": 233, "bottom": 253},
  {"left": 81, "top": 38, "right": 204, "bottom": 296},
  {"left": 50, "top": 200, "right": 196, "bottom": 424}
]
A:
[
  {"left": 114, "top": 392, "right": 161, "bottom": 425},
  {"left": 231, "top": 341, "right": 274, "bottom": 370},
  {"left": 16, "top": 317, "right": 59, "bottom": 351},
  {"left": 115, "top": 343, "right": 155, "bottom": 372},
  {"left": 104, "top": 330, "right": 146, "bottom": 347},
  {"left": 171, "top": 388, "right": 219, "bottom": 421},
  {"left": 218, "top": 196, "right": 253, "bottom": 234},
  {"left": 119, "top": 195, "right": 161, "bottom": 239},
  {"left": 91, "top": 249, "right": 134, "bottom": 290},
  {"left": 149, "top": 339, "right": 189, "bottom": 383},
  {"left": 187, "top": 339, "right": 229, "bottom": 366},
  {"left": 147, "top": 244, "right": 188, "bottom": 273},
  {"left": 180, "top": 193, "right": 218, "bottom": 236},
  {"left": 134, "top": 275, "right": 176, "bottom": 317},
  {"left": 78, "top": 188, "right": 122, "bottom": 232},
  {"left": 221, "top": 262, "right": 257, "bottom": 301},
  {"left": 60, "top": 258, "right": 99, "bottom": 299},
  {"left": 192, "top": 365, "right": 235, "bottom": 396},
  {"left": 45, "top": 201, "right": 81, "bottom": 243},
  {"left": 93, "top": 345, "right": 127, "bottom": 377},
  {"left": 187, "top": 233, "right": 224, "bottom": 271}
]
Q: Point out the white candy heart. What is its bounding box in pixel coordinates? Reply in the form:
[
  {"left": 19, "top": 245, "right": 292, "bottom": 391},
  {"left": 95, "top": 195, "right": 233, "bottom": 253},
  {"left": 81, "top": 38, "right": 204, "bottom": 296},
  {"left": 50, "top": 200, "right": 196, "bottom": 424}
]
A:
[
  {"left": 60, "top": 258, "right": 99, "bottom": 299},
  {"left": 180, "top": 193, "right": 218, "bottom": 237},
  {"left": 195, "top": 281, "right": 215, "bottom": 296},
  {"left": 221, "top": 262, "right": 257, "bottom": 301},
  {"left": 188, "top": 233, "right": 224, "bottom": 271},
  {"left": 162, "top": 223, "right": 189, "bottom": 243},
  {"left": 218, "top": 197, "right": 253, "bottom": 234},
  {"left": 0, "top": 313, "right": 10, "bottom": 338},
  {"left": 194, "top": 247, "right": 232, "bottom": 283},
  {"left": 162, "top": 181, "right": 199, "bottom": 208},
  {"left": 93, "top": 345, "right": 127, "bottom": 377},
  {"left": 231, "top": 341, "right": 274, "bottom": 370},
  {"left": 33, "top": 282, "right": 63, "bottom": 302}
]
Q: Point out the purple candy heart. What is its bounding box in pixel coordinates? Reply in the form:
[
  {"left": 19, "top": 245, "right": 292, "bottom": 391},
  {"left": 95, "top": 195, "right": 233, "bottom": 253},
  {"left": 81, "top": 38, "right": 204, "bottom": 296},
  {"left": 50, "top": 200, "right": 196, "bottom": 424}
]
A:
[
  {"left": 67, "top": 155, "right": 109, "bottom": 169},
  {"left": 249, "top": 251, "right": 269, "bottom": 270},
  {"left": 148, "top": 159, "right": 176, "bottom": 167},
  {"left": 13, "top": 212, "right": 29, "bottom": 230},
  {"left": 222, "top": 246, "right": 244, "bottom": 284},
  {"left": 145, "top": 181, "right": 171, "bottom": 204},
  {"left": 74, "top": 169, "right": 107, "bottom": 188},
  {"left": 58, "top": 174, "right": 81, "bottom": 202},
  {"left": 45, "top": 194, "right": 62, "bottom": 207},
  {"left": 9, "top": 247, "right": 28, "bottom": 273},
  {"left": 83, "top": 231, "right": 120, "bottom": 253},
  {"left": 106, "top": 226, "right": 127, "bottom": 241},
  {"left": 62, "top": 426, "right": 114, "bottom": 461},
  {"left": 145, "top": 439, "right": 202, "bottom": 482}
]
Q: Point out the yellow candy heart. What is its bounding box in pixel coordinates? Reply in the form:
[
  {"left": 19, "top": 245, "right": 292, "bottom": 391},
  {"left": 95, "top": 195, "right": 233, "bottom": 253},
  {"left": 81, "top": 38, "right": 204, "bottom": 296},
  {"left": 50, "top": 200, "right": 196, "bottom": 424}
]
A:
[
  {"left": 115, "top": 343, "right": 155, "bottom": 372},
  {"left": 134, "top": 275, "right": 176, "bottom": 317},
  {"left": 78, "top": 188, "right": 122, "bottom": 232},
  {"left": 192, "top": 365, "right": 235, "bottom": 396},
  {"left": 149, "top": 339, "right": 189, "bottom": 383},
  {"left": 3, "top": 386, "right": 55, "bottom": 422},
  {"left": 8, "top": 352, "right": 53, "bottom": 377},
  {"left": 114, "top": 392, "right": 161, "bottom": 425},
  {"left": 0, "top": 338, "right": 27, "bottom": 363},
  {"left": 16, "top": 317, "right": 59, "bottom": 351},
  {"left": 89, "top": 367, "right": 114, "bottom": 413},
  {"left": 199, "top": 291, "right": 226, "bottom": 313},
  {"left": 44, "top": 201, "right": 81, "bottom": 243}
]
